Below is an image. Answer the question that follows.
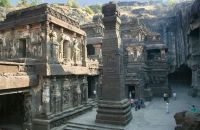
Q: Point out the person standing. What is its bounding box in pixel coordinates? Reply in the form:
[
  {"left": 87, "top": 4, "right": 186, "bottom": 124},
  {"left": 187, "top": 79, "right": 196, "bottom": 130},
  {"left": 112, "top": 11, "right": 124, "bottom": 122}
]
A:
[
  {"left": 166, "top": 102, "right": 169, "bottom": 114},
  {"left": 163, "top": 93, "right": 168, "bottom": 102},
  {"left": 173, "top": 92, "right": 177, "bottom": 100},
  {"left": 190, "top": 105, "right": 197, "bottom": 113}
]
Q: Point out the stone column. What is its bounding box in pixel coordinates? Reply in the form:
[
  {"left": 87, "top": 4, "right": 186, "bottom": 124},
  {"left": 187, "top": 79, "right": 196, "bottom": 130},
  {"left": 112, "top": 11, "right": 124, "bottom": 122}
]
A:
[
  {"left": 23, "top": 93, "right": 32, "bottom": 130},
  {"left": 42, "top": 78, "right": 51, "bottom": 117},
  {"left": 96, "top": 2, "right": 132, "bottom": 125},
  {"left": 82, "top": 36, "right": 87, "bottom": 66}
]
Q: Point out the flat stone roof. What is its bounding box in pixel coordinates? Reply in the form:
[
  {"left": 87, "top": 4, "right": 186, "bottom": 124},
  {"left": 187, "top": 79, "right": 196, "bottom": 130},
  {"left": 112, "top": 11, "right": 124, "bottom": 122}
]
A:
[{"left": 0, "top": 3, "right": 86, "bottom": 36}]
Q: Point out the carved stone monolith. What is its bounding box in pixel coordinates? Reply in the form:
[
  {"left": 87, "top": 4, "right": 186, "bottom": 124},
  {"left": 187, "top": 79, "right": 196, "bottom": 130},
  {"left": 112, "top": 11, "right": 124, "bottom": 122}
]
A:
[{"left": 95, "top": 2, "right": 132, "bottom": 125}]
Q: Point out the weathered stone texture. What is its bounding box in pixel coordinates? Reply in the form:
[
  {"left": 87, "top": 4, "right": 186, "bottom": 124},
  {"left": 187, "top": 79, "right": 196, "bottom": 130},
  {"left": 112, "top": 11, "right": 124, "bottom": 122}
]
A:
[
  {"left": 0, "top": 4, "right": 97, "bottom": 130},
  {"left": 174, "top": 111, "right": 200, "bottom": 130},
  {"left": 95, "top": 2, "right": 132, "bottom": 126}
]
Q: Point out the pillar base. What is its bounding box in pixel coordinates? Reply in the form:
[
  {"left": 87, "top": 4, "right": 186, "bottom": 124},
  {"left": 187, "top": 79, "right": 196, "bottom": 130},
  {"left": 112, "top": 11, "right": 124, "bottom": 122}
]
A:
[{"left": 96, "top": 99, "right": 132, "bottom": 126}]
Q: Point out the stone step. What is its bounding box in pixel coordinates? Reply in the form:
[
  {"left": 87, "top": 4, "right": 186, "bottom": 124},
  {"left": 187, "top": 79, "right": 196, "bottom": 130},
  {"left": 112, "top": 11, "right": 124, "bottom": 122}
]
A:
[{"left": 64, "top": 122, "right": 124, "bottom": 130}]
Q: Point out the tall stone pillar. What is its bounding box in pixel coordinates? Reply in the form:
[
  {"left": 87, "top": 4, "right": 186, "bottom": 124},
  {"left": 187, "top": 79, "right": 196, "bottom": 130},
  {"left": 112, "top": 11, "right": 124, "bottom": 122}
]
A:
[{"left": 95, "top": 2, "right": 132, "bottom": 125}]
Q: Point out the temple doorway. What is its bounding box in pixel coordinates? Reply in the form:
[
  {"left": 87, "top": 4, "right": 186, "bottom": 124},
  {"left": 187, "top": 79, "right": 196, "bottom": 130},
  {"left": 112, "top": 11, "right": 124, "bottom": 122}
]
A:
[
  {"left": 87, "top": 76, "right": 96, "bottom": 98},
  {"left": 0, "top": 93, "right": 25, "bottom": 129},
  {"left": 128, "top": 85, "right": 136, "bottom": 99},
  {"left": 168, "top": 64, "right": 192, "bottom": 90}
]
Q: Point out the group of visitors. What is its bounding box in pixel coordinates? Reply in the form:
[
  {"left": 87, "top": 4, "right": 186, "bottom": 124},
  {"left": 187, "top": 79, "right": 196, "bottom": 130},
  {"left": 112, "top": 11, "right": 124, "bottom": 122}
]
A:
[
  {"left": 129, "top": 98, "right": 145, "bottom": 111},
  {"left": 163, "top": 92, "right": 177, "bottom": 114},
  {"left": 163, "top": 91, "right": 198, "bottom": 114}
]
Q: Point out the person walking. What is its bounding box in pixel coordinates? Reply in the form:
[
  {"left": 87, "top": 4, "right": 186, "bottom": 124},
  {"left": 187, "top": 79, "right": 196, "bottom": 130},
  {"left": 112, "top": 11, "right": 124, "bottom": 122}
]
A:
[
  {"left": 166, "top": 102, "right": 169, "bottom": 114},
  {"left": 163, "top": 93, "right": 168, "bottom": 102},
  {"left": 173, "top": 92, "right": 177, "bottom": 100},
  {"left": 134, "top": 99, "right": 138, "bottom": 111},
  {"left": 190, "top": 105, "right": 197, "bottom": 113}
]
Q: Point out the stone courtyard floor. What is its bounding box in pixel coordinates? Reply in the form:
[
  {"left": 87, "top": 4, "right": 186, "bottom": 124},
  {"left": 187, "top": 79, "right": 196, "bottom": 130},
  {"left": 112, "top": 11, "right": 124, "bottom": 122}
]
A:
[{"left": 67, "top": 83, "right": 200, "bottom": 130}]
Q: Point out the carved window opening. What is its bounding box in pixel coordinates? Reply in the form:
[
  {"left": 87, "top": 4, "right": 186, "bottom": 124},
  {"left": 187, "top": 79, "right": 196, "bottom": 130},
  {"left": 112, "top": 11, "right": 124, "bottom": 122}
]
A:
[
  {"left": 147, "top": 49, "right": 161, "bottom": 60},
  {"left": 63, "top": 40, "right": 71, "bottom": 59},
  {"left": 87, "top": 44, "right": 95, "bottom": 55},
  {"left": 19, "top": 39, "right": 27, "bottom": 58}
]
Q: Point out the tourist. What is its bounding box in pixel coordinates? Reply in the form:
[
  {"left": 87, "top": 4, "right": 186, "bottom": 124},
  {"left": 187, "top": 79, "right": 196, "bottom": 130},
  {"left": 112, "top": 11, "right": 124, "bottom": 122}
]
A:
[
  {"left": 93, "top": 90, "right": 97, "bottom": 98},
  {"left": 139, "top": 98, "right": 145, "bottom": 108},
  {"left": 134, "top": 99, "right": 138, "bottom": 111},
  {"left": 166, "top": 102, "right": 169, "bottom": 114},
  {"left": 190, "top": 105, "right": 197, "bottom": 113},
  {"left": 173, "top": 92, "right": 177, "bottom": 100},
  {"left": 130, "top": 98, "right": 134, "bottom": 108},
  {"left": 163, "top": 93, "right": 168, "bottom": 102}
]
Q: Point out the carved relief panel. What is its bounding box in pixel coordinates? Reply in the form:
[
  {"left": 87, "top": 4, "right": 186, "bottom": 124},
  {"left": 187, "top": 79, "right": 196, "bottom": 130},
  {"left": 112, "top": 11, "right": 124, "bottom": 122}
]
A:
[
  {"left": 62, "top": 77, "right": 72, "bottom": 110},
  {"left": 50, "top": 77, "right": 61, "bottom": 114},
  {"left": 126, "top": 46, "right": 144, "bottom": 63}
]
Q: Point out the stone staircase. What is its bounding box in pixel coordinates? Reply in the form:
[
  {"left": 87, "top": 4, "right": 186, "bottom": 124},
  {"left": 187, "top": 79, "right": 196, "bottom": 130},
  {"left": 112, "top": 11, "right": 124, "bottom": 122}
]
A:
[{"left": 64, "top": 122, "right": 125, "bottom": 130}]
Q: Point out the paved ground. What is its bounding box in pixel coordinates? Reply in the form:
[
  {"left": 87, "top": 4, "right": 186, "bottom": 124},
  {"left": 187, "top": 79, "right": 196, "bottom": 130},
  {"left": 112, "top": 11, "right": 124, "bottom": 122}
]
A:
[{"left": 68, "top": 82, "right": 200, "bottom": 130}]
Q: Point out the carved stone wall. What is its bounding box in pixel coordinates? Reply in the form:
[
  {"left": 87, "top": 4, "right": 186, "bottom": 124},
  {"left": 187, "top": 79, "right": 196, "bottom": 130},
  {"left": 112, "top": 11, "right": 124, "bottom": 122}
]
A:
[
  {"left": 46, "top": 23, "right": 87, "bottom": 66},
  {"left": 41, "top": 76, "right": 88, "bottom": 116},
  {"left": 0, "top": 23, "right": 45, "bottom": 60}
]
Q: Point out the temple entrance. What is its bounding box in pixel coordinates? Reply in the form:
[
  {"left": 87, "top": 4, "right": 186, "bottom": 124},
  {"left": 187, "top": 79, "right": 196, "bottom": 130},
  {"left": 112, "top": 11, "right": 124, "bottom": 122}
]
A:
[
  {"left": 168, "top": 64, "right": 192, "bottom": 89},
  {"left": 0, "top": 93, "right": 25, "bottom": 129},
  {"left": 128, "top": 85, "right": 136, "bottom": 99},
  {"left": 87, "top": 76, "right": 96, "bottom": 98}
]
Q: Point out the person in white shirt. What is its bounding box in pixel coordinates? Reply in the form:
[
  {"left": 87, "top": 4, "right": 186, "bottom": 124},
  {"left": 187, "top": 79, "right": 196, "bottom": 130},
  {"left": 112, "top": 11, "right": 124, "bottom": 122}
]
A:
[
  {"left": 173, "top": 92, "right": 176, "bottom": 100},
  {"left": 166, "top": 102, "right": 169, "bottom": 114}
]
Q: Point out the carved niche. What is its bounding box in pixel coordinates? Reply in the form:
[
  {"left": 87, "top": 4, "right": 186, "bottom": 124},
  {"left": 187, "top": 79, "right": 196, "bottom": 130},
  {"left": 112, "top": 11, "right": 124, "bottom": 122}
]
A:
[
  {"left": 49, "top": 25, "right": 59, "bottom": 61},
  {"left": 42, "top": 79, "right": 51, "bottom": 104},
  {"left": 51, "top": 77, "right": 61, "bottom": 114},
  {"left": 62, "top": 77, "right": 72, "bottom": 110},
  {"left": 60, "top": 28, "right": 72, "bottom": 62},
  {"left": 81, "top": 76, "right": 88, "bottom": 104},
  {"left": 73, "top": 77, "right": 82, "bottom": 107}
]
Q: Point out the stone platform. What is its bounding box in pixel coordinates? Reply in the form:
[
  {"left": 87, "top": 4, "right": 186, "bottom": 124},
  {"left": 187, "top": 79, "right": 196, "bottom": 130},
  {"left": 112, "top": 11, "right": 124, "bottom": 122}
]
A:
[
  {"left": 64, "top": 108, "right": 126, "bottom": 130},
  {"left": 63, "top": 83, "right": 200, "bottom": 130}
]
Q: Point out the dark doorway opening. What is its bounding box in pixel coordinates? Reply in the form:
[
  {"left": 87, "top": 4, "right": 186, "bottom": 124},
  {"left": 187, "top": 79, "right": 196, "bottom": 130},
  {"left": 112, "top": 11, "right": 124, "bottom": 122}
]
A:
[
  {"left": 87, "top": 44, "right": 95, "bottom": 55},
  {"left": 0, "top": 93, "right": 25, "bottom": 129},
  {"left": 87, "top": 76, "right": 96, "bottom": 98},
  {"left": 128, "top": 85, "right": 135, "bottom": 99},
  {"left": 18, "top": 39, "right": 27, "bottom": 58},
  {"left": 168, "top": 64, "right": 192, "bottom": 88}
]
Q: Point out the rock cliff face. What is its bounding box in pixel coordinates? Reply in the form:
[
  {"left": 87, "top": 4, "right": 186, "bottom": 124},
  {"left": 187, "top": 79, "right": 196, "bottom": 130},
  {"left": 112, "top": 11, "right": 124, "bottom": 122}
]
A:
[
  {"left": 117, "top": 0, "right": 200, "bottom": 96},
  {"left": 117, "top": 1, "right": 194, "bottom": 73}
]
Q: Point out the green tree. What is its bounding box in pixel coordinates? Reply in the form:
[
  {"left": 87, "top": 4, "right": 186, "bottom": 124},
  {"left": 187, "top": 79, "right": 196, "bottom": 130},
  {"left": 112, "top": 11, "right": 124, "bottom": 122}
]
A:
[
  {"left": 89, "top": 4, "right": 102, "bottom": 13},
  {"left": 67, "top": 0, "right": 80, "bottom": 8},
  {"left": 84, "top": 5, "right": 94, "bottom": 14},
  {"left": 168, "top": 0, "right": 176, "bottom": 7},
  {"left": 0, "top": 0, "right": 11, "bottom": 7},
  {"left": 31, "top": 0, "right": 42, "bottom": 6},
  {"left": 17, "top": 0, "right": 29, "bottom": 6}
]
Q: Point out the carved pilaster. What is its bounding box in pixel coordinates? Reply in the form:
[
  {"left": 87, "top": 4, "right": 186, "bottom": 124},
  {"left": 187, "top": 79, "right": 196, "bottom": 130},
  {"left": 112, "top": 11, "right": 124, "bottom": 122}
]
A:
[
  {"left": 42, "top": 78, "right": 51, "bottom": 117},
  {"left": 51, "top": 77, "right": 61, "bottom": 114},
  {"left": 62, "top": 77, "right": 72, "bottom": 110},
  {"left": 82, "top": 76, "right": 88, "bottom": 104},
  {"left": 23, "top": 93, "right": 32, "bottom": 130}
]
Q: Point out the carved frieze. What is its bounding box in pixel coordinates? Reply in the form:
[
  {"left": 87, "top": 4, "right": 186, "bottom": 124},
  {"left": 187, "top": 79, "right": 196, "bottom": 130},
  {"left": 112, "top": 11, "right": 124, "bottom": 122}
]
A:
[{"left": 46, "top": 7, "right": 79, "bottom": 28}]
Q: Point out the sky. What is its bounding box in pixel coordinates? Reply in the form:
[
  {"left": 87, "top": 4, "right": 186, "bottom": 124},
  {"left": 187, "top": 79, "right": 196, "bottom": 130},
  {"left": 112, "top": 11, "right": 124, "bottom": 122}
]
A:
[{"left": 11, "top": 0, "right": 155, "bottom": 6}]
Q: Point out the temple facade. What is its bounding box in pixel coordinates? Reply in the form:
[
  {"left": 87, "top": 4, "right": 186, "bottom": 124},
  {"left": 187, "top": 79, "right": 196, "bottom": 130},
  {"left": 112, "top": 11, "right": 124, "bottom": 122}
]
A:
[
  {"left": 83, "top": 15, "right": 169, "bottom": 100},
  {"left": 0, "top": 4, "right": 99, "bottom": 130}
]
